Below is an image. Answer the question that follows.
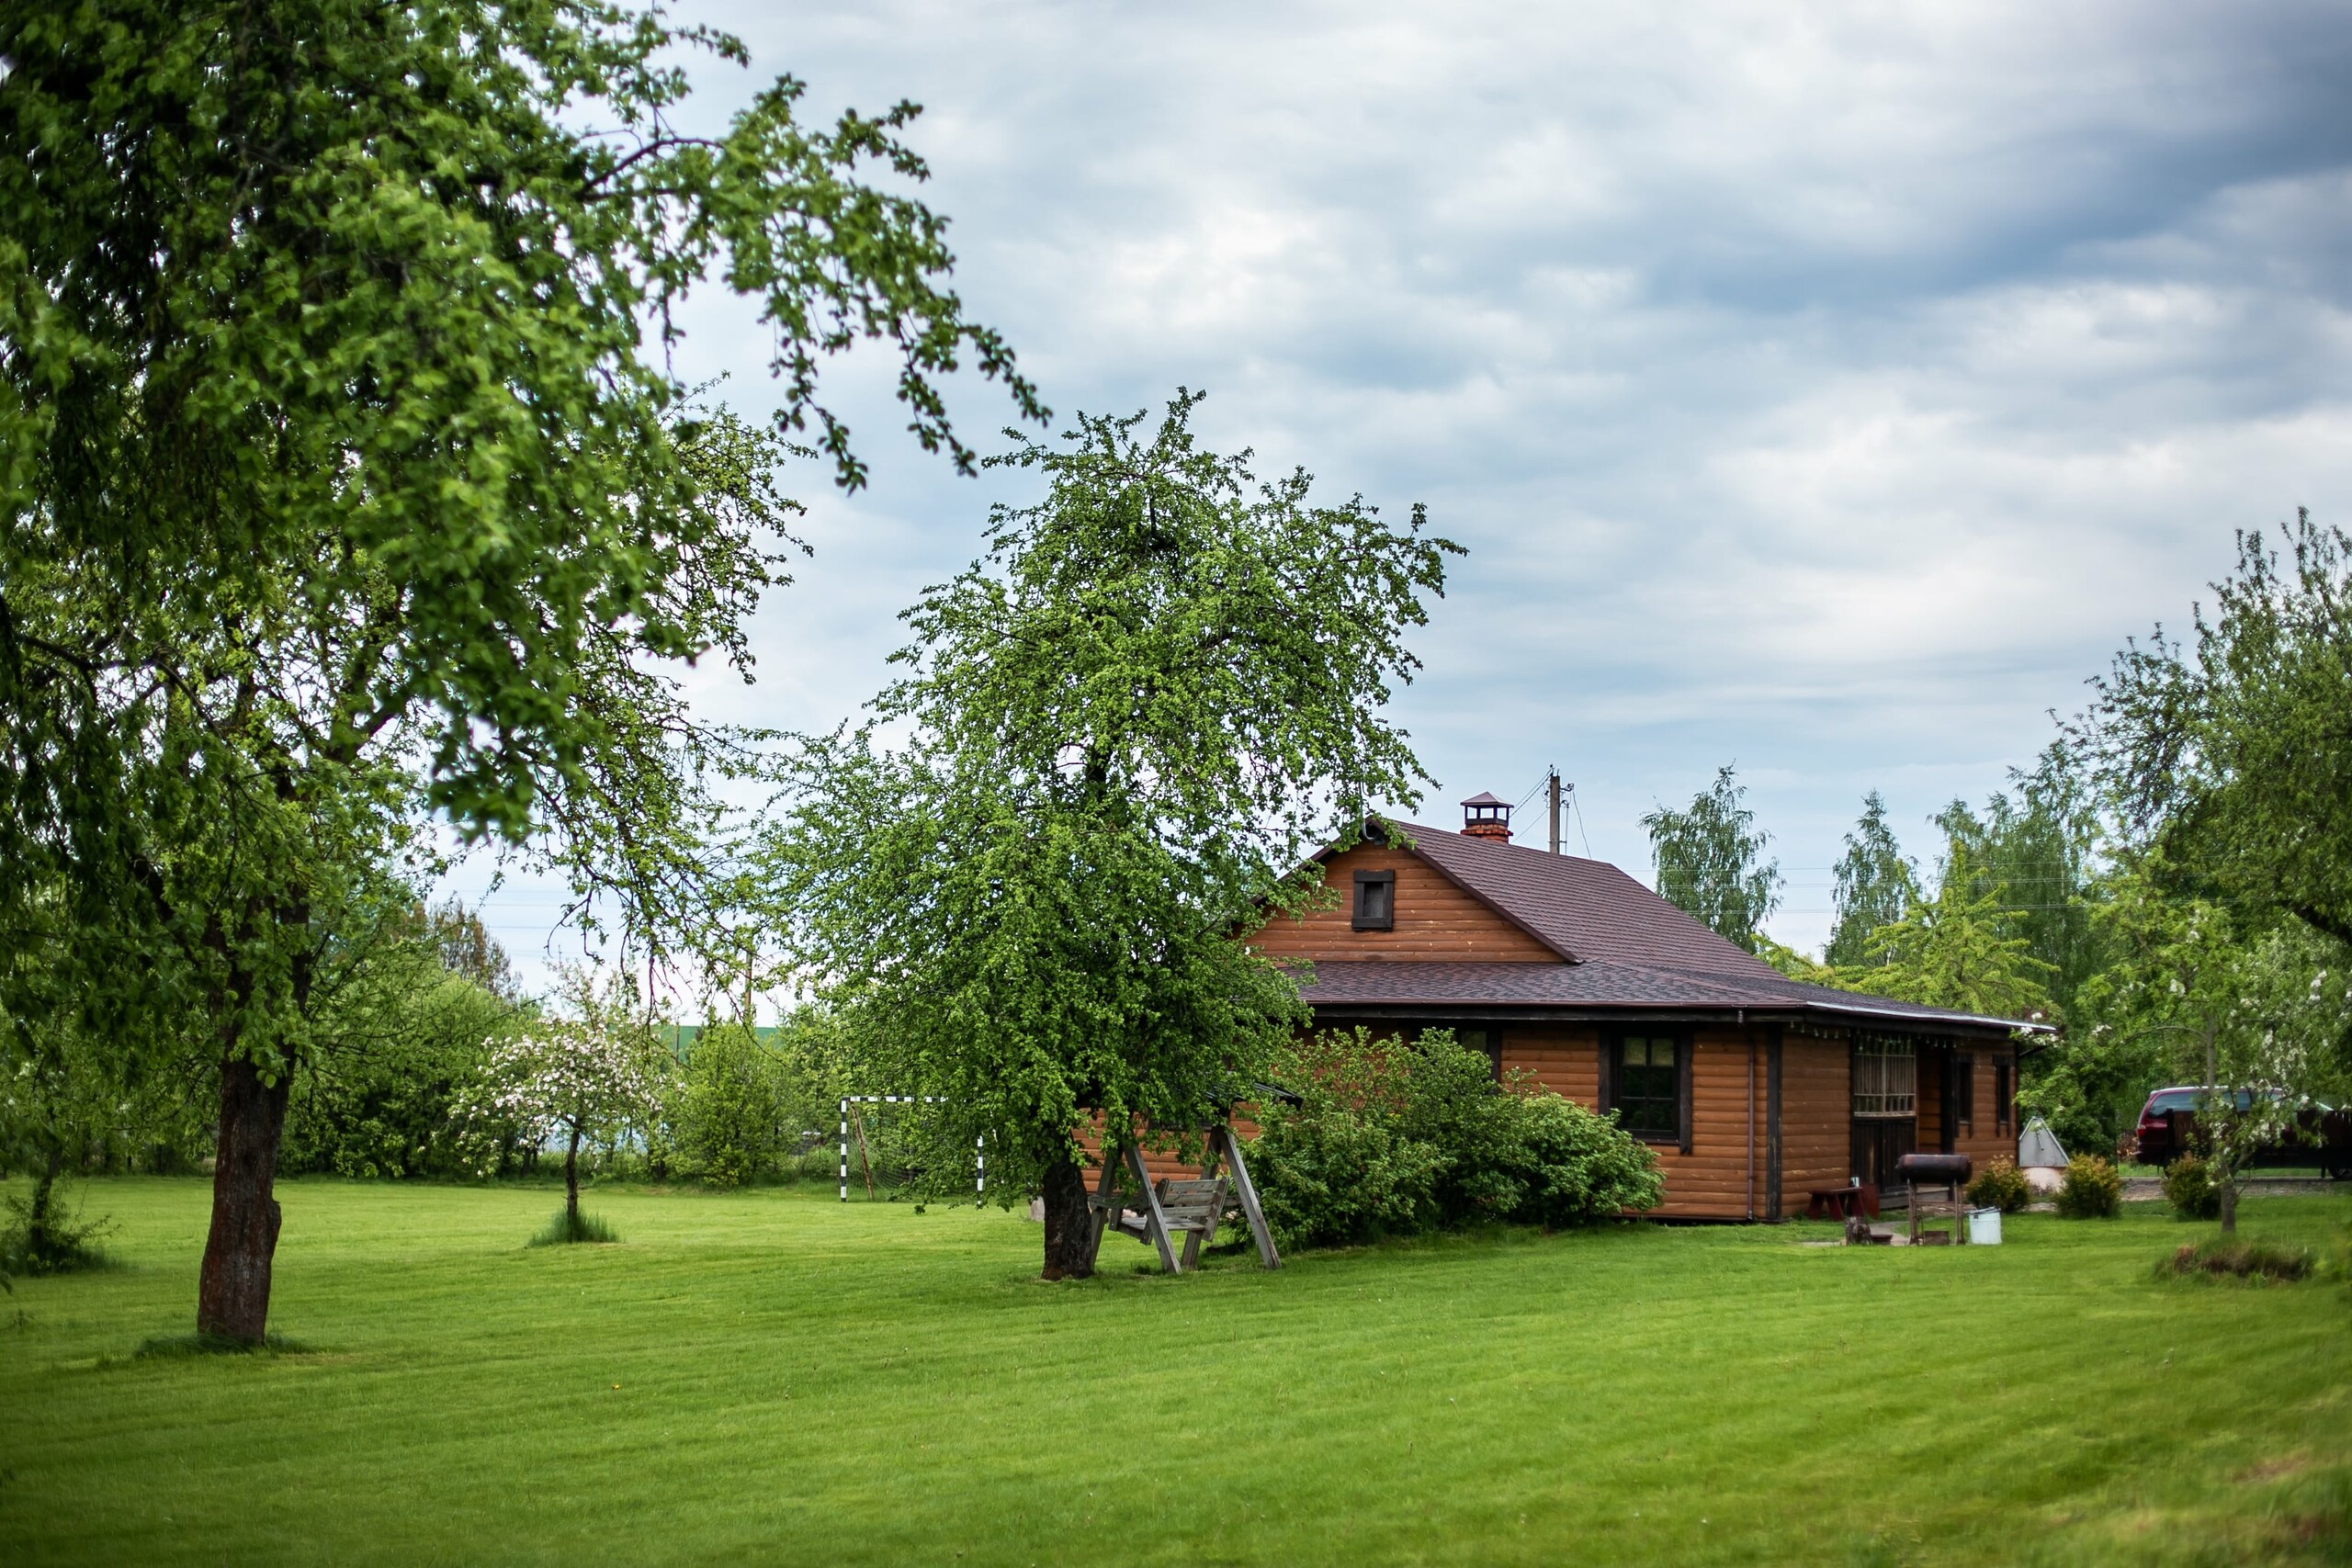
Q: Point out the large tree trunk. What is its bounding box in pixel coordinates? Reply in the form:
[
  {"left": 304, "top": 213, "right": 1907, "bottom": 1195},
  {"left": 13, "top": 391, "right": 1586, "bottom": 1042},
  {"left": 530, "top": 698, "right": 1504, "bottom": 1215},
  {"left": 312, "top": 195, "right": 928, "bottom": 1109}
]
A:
[
  {"left": 564, "top": 1124, "right": 582, "bottom": 1227},
  {"left": 1039, "top": 1149, "right": 1096, "bottom": 1280},
  {"left": 2218, "top": 1168, "right": 2239, "bottom": 1235},
  {"left": 197, "top": 1055, "right": 293, "bottom": 1344}
]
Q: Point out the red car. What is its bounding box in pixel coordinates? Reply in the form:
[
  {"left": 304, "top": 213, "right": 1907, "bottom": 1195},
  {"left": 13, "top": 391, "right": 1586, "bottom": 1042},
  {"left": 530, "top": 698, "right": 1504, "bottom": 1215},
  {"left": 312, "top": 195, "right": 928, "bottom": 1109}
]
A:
[{"left": 2132, "top": 1085, "right": 2352, "bottom": 1179}]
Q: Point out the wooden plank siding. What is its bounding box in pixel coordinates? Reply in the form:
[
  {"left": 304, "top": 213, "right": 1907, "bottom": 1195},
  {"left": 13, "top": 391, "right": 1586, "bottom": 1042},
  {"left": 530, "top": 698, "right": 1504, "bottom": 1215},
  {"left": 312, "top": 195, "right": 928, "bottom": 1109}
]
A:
[
  {"left": 1249, "top": 844, "right": 1557, "bottom": 964},
  {"left": 1776, "top": 1032, "right": 1852, "bottom": 1215},
  {"left": 1498, "top": 1025, "right": 1781, "bottom": 1221},
  {"left": 1098, "top": 1032, "right": 2016, "bottom": 1220},
  {"left": 1946, "top": 1049, "right": 2019, "bottom": 1171}
]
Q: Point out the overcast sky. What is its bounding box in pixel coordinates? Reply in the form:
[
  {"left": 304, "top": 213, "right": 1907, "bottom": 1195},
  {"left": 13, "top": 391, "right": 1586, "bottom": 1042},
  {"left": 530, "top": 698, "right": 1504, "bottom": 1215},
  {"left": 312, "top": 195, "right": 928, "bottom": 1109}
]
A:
[{"left": 447, "top": 0, "right": 2352, "bottom": 993}]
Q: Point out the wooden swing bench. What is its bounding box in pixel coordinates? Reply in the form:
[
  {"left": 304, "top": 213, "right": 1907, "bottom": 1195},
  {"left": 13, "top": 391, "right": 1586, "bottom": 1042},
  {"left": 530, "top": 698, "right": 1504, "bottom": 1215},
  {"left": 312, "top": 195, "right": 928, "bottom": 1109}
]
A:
[{"left": 1085, "top": 1124, "right": 1280, "bottom": 1275}]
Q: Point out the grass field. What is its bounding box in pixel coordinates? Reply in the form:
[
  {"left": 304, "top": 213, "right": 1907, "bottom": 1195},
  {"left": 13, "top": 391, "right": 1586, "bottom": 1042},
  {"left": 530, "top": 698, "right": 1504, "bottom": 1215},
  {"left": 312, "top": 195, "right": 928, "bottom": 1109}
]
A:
[{"left": 3, "top": 1179, "right": 2347, "bottom": 1566}]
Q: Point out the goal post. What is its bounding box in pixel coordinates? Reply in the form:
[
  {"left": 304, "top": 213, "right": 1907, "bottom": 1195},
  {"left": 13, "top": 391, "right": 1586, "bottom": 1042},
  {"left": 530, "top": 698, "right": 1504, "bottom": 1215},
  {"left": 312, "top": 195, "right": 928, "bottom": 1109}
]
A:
[{"left": 838, "top": 1095, "right": 984, "bottom": 1205}]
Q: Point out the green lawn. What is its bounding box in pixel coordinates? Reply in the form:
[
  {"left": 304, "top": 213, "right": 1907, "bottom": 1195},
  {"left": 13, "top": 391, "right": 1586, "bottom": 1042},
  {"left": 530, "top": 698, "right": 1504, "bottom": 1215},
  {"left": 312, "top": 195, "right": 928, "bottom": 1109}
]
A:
[{"left": 2, "top": 1179, "right": 2347, "bottom": 1566}]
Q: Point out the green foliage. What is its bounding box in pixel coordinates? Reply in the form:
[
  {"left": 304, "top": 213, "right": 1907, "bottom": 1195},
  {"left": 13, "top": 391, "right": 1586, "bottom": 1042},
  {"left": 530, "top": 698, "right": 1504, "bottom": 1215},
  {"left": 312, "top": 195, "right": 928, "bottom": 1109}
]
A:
[
  {"left": 2165, "top": 1156, "right": 2223, "bottom": 1221},
  {"left": 765, "top": 393, "right": 1458, "bottom": 1231},
  {"left": 1247, "top": 1093, "right": 1444, "bottom": 1252},
  {"left": 2056, "top": 1154, "right": 2123, "bottom": 1219},
  {"left": 1930, "top": 744, "right": 2112, "bottom": 1021},
  {"left": 1841, "top": 861, "right": 2056, "bottom": 1021},
  {"left": 672, "top": 1022, "right": 801, "bottom": 1188},
  {"left": 1827, "top": 792, "right": 1917, "bottom": 968},
  {"left": 0, "top": 0, "right": 1037, "bottom": 1333},
  {"left": 1643, "top": 765, "right": 1781, "bottom": 953},
  {"left": 281, "top": 903, "right": 519, "bottom": 1179},
  {"left": 1505, "top": 1092, "right": 1669, "bottom": 1229},
  {"left": 2083, "top": 513, "right": 2352, "bottom": 953},
  {"left": 2065, "top": 861, "right": 2352, "bottom": 1196},
  {"left": 1247, "top": 1029, "right": 1660, "bottom": 1250},
  {"left": 2159, "top": 1236, "right": 2314, "bottom": 1282},
  {"left": 527, "top": 1208, "right": 618, "bottom": 1247},
  {"left": 0, "top": 1184, "right": 112, "bottom": 1276},
  {"left": 1966, "top": 1157, "right": 2032, "bottom": 1214}
]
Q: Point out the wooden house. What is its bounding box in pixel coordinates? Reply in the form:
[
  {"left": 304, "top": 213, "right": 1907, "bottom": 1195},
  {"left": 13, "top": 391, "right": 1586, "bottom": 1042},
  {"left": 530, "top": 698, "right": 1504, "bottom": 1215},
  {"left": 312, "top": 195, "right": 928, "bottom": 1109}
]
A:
[{"left": 1242, "top": 795, "right": 2038, "bottom": 1220}]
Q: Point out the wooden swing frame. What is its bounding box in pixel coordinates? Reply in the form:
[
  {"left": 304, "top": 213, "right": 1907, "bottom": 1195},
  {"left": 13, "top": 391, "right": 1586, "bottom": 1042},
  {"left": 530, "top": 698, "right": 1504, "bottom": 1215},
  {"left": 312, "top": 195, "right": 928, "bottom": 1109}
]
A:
[{"left": 1083, "top": 1123, "right": 1280, "bottom": 1275}]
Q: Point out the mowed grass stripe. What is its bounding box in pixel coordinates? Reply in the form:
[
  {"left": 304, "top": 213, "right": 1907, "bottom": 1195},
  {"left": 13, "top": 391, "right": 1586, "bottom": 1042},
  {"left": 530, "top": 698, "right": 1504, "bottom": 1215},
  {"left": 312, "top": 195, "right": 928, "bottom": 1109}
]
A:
[{"left": 2, "top": 1179, "right": 2346, "bottom": 1566}]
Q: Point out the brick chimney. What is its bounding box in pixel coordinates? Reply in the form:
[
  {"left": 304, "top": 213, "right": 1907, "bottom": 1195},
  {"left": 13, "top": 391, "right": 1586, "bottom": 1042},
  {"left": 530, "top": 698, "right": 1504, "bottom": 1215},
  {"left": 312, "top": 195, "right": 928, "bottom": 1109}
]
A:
[{"left": 1461, "top": 791, "right": 1512, "bottom": 842}]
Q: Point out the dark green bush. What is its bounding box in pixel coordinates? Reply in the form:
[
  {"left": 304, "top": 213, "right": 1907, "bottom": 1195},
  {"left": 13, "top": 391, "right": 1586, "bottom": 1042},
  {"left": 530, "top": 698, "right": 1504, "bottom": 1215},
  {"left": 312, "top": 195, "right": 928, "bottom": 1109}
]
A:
[
  {"left": 2163, "top": 1155, "right": 2222, "bottom": 1221},
  {"left": 1965, "top": 1156, "right": 2032, "bottom": 1214},
  {"left": 1500, "top": 1092, "right": 1666, "bottom": 1228},
  {"left": 2158, "top": 1237, "right": 2312, "bottom": 1281},
  {"left": 674, "top": 1022, "right": 786, "bottom": 1187},
  {"left": 527, "top": 1208, "right": 617, "bottom": 1247},
  {"left": 2056, "top": 1154, "right": 2122, "bottom": 1219},
  {"left": 1247, "top": 1028, "right": 1660, "bottom": 1250}
]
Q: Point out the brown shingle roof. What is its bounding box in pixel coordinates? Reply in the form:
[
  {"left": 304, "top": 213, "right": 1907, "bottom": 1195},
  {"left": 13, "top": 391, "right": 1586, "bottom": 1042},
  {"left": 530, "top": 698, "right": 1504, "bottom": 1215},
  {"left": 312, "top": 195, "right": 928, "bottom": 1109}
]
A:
[
  {"left": 1390, "top": 818, "right": 1784, "bottom": 977},
  {"left": 1292, "top": 958, "right": 2030, "bottom": 1032},
  {"left": 1293, "top": 818, "right": 2039, "bottom": 1034}
]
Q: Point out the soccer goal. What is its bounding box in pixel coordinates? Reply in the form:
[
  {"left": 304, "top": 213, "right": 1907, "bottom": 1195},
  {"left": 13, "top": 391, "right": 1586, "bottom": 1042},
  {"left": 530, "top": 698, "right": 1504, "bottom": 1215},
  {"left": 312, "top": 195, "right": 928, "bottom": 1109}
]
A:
[{"left": 838, "top": 1096, "right": 985, "bottom": 1205}]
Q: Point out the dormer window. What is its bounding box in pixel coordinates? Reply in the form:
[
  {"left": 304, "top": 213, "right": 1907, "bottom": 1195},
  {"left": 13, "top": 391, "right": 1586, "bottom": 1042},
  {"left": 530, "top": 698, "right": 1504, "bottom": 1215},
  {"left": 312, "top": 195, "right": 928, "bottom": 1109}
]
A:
[{"left": 1352, "top": 869, "right": 1396, "bottom": 930}]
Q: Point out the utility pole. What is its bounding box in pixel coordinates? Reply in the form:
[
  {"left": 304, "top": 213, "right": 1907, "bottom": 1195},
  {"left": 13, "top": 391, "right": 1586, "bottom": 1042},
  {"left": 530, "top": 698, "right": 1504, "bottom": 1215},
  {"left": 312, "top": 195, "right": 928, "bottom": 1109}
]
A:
[{"left": 1548, "top": 767, "right": 1561, "bottom": 855}]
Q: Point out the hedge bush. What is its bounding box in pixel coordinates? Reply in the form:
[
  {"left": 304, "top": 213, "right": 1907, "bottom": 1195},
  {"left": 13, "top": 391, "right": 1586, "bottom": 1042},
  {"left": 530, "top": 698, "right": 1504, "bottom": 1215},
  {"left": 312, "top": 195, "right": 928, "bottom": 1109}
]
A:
[
  {"left": 2163, "top": 1155, "right": 2223, "bottom": 1221},
  {"left": 1246, "top": 1028, "right": 1662, "bottom": 1250},
  {"left": 1965, "top": 1156, "right": 2032, "bottom": 1214},
  {"left": 2056, "top": 1154, "right": 2122, "bottom": 1219}
]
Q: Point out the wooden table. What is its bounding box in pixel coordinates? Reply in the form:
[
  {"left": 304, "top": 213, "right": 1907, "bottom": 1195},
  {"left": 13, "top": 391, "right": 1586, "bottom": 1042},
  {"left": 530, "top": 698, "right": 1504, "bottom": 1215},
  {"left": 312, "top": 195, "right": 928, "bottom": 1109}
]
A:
[{"left": 1805, "top": 1186, "right": 1880, "bottom": 1221}]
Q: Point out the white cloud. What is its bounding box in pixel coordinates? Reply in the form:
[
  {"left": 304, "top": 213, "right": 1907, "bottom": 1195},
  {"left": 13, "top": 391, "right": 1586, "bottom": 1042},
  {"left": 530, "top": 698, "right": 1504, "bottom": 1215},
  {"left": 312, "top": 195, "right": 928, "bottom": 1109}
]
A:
[{"left": 443, "top": 0, "right": 2352, "bottom": 983}]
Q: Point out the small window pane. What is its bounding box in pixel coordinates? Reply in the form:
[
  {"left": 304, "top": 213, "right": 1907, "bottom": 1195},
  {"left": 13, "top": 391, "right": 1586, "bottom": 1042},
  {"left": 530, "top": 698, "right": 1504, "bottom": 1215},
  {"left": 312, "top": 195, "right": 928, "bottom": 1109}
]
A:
[
  {"left": 1360, "top": 879, "right": 1391, "bottom": 922},
  {"left": 1616, "top": 1036, "right": 1679, "bottom": 1137}
]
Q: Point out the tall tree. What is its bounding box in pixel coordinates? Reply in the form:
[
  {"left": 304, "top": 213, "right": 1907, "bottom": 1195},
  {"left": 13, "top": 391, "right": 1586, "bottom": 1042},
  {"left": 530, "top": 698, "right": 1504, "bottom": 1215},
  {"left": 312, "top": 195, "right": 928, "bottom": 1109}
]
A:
[
  {"left": 0, "top": 2, "right": 1037, "bottom": 1342},
  {"left": 2070, "top": 859, "right": 2351, "bottom": 1231},
  {"left": 2080, "top": 512, "right": 2352, "bottom": 947},
  {"left": 765, "top": 393, "right": 1458, "bottom": 1279},
  {"left": 1826, "top": 791, "right": 1916, "bottom": 968},
  {"left": 1844, "top": 845, "right": 2057, "bottom": 1022},
  {"left": 1931, "top": 740, "right": 2110, "bottom": 1022},
  {"left": 1643, "top": 765, "right": 1782, "bottom": 953}
]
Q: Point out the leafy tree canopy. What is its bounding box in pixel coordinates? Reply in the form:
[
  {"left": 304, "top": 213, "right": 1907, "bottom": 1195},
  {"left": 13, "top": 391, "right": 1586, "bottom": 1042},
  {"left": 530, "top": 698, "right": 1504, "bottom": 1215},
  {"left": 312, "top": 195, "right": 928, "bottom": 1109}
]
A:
[
  {"left": 763, "top": 392, "right": 1458, "bottom": 1277},
  {"left": 1643, "top": 764, "right": 1781, "bottom": 953},
  {"left": 1826, "top": 790, "right": 1916, "bottom": 968},
  {"left": 0, "top": 0, "right": 1036, "bottom": 1339},
  {"left": 2079, "top": 512, "right": 2352, "bottom": 949}
]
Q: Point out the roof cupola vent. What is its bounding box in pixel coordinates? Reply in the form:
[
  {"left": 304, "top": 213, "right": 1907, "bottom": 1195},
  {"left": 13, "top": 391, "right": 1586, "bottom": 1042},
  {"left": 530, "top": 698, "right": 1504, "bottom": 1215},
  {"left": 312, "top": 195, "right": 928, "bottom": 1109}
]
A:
[{"left": 1461, "top": 791, "right": 1512, "bottom": 842}]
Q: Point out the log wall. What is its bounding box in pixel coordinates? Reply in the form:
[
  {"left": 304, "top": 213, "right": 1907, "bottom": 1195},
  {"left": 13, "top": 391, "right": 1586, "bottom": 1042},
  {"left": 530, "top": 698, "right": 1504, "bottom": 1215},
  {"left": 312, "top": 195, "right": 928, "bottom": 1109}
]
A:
[
  {"left": 1248, "top": 844, "right": 1557, "bottom": 964},
  {"left": 1777, "top": 1032, "right": 1852, "bottom": 1215}
]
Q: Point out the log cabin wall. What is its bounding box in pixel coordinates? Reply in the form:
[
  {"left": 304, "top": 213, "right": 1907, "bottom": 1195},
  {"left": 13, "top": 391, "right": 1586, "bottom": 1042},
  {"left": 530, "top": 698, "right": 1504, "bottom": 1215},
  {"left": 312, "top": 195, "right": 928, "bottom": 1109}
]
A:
[
  {"left": 1498, "top": 1025, "right": 1780, "bottom": 1220},
  {"left": 1945, "top": 1047, "right": 2018, "bottom": 1170},
  {"left": 1776, "top": 1032, "right": 1852, "bottom": 1215},
  {"left": 1496, "top": 1022, "right": 1600, "bottom": 1102},
  {"left": 1248, "top": 844, "right": 1558, "bottom": 964}
]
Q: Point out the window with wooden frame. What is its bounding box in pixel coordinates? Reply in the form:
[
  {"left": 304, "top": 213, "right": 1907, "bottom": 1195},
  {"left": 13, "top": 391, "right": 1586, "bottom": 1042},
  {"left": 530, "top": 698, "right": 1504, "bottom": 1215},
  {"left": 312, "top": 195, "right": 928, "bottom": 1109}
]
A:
[
  {"left": 1952, "top": 1052, "right": 1975, "bottom": 1134},
  {"left": 1352, "top": 869, "right": 1396, "bottom": 931},
  {"left": 1603, "top": 1032, "right": 1690, "bottom": 1151},
  {"left": 1994, "top": 1056, "right": 2012, "bottom": 1133},
  {"left": 1852, "top": 1037, "right": 1915, "bottom": 1119}
]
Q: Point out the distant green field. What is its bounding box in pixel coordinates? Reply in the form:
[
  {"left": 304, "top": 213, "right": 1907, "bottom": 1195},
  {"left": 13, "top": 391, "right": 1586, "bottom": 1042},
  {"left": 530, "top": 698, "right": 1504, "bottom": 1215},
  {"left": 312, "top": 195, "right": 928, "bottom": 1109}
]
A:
[{"left": 3, "top": 1179, "right": 2346, "bottom": 1566}]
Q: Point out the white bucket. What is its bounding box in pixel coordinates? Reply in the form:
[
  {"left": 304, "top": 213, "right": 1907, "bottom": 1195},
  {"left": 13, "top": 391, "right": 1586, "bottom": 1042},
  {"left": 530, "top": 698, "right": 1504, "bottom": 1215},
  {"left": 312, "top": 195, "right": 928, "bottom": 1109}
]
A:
[{"left": 1966, "top": 1207, "right": 2003, "bottom": 1246}]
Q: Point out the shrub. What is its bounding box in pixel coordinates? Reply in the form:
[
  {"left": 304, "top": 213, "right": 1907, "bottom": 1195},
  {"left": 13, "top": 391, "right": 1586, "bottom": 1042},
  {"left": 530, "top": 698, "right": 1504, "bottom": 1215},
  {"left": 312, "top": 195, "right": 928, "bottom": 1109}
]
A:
[
  {"left": 1247, "top": 1028, "right": 1660, "bottom": 1248},
  {"left": 2163, "top": 1156, "right": 2223, "bottom": 1221},
  {"left": 528, "top": 1208, "right": 617, "bottom": 1247},
  {"left": 674, "top": 1022, "right": 786, "bottom": 1187},
  {"left": 2055, "top": 1154, "right": 2122, "bottom": 1219},
  {"left": 0, "top": 1179, "right": 113, "bottom": 1276},
  {"left": 1965, "top": 1156, "right": 2032, "bottom": 1214},
  {"left": 2158, "top": 1237, "right": 2313, "bottom": 1282},
  {"left": 1498, "top": 1092, "right": 1664, "bottom": 1228}
]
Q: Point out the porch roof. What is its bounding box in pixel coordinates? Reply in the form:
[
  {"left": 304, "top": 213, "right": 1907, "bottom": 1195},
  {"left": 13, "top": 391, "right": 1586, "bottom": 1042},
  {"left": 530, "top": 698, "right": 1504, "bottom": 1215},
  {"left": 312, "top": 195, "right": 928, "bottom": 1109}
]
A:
[{"left": 1289, "top": 958, "right": 2037, "bottom": 1036}]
